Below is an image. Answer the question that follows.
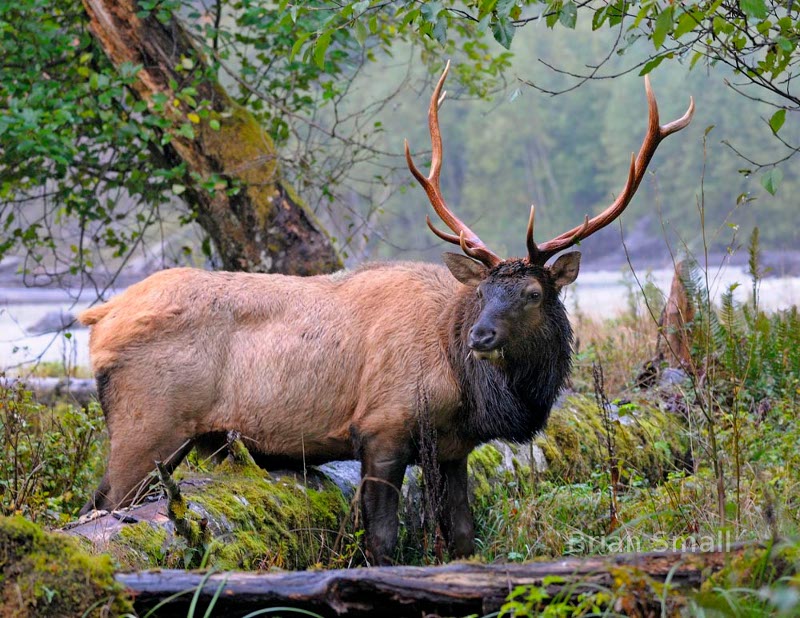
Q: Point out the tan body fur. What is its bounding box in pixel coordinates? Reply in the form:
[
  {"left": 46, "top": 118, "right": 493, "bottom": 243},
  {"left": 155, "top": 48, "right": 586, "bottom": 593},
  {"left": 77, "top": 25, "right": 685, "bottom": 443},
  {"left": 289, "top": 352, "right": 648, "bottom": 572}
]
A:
[{"left": 82, "top": 264, "right": 472, "bottom": 510}]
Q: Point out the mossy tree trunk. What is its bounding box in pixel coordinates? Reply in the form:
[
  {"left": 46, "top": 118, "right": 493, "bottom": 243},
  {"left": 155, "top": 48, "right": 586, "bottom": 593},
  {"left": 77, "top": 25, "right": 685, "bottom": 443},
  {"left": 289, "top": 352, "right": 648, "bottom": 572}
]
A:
[{"left": 81, "top": 0, "right": 342, "bottom": 275}]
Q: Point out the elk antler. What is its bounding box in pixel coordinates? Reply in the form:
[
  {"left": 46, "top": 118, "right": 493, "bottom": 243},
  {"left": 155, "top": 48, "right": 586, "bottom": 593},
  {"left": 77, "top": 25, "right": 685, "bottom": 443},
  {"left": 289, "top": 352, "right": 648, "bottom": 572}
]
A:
[
  {"left": 527, "top": 76, "right": 695, "bottom": 265},
  {"left": 405, "top": 61, "right": 503, "bottom": 269}
]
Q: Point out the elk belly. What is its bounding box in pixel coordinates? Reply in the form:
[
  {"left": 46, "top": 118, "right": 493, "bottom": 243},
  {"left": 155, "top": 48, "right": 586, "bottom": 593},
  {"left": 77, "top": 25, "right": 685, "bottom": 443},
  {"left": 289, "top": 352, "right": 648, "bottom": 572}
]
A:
[{"left": 211, "top": 323, "right": 359, "bottom": 461}]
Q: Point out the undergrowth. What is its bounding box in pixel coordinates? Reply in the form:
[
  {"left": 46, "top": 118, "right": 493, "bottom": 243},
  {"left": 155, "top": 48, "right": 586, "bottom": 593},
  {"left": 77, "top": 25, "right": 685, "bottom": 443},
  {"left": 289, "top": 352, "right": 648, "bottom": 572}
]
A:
[{"left": 0, "top": 380, "right": 106, "bottom": 524}]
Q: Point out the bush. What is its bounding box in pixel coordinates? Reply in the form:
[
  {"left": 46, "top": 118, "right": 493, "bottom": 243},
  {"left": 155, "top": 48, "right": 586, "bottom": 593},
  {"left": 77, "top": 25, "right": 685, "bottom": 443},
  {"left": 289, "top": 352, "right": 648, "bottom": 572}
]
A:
[{"left": 0, "top": 380, "right": 106, "bottom": 524}]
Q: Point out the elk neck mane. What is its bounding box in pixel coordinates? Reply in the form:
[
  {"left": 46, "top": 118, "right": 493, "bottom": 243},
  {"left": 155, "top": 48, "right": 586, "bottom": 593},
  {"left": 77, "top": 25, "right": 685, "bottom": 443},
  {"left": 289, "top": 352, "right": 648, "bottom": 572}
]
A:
[{"left": 446, "top": 265, "right": 573, "bottom": 444}]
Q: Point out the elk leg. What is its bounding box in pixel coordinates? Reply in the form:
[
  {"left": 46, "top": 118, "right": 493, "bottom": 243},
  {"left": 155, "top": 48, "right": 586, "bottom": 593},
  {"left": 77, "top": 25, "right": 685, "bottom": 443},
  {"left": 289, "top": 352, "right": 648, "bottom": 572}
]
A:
[
  {"left": 439, "top": 457, "right": 475, "bottom": 558},
  {"left": 359, "top": 441, "right": 409, "bottom": 565},
  {"left": 101, "top": 432, "right": 195, "bottom": 511},
  {"left": 79, "top": 472, "right": 111, "bottom": 515}
]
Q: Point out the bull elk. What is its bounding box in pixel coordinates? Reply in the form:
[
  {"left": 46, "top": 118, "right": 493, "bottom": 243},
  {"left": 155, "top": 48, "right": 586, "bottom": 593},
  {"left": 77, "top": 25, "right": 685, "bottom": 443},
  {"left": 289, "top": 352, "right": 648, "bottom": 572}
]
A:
[{"left": 79, "top": 63, "right": 693, "bottom": 564}]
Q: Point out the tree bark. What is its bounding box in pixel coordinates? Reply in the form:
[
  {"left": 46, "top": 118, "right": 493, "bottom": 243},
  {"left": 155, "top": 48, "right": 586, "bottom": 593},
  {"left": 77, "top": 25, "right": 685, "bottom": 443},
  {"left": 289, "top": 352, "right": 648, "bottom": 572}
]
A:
[
  {"left": 81, "top": 0, "right": 342, "bottom": 275},
  {"left": 116, "top": 544, "right": 761, "bottom": 617}
]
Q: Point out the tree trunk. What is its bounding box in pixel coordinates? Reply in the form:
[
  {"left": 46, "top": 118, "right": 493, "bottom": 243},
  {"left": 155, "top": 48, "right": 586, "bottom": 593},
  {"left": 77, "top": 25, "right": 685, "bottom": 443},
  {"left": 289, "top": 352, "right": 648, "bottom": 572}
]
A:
[
  {"left": 81, "top": 0, "right": 342, "bottom": 275},
  {"left": 117, "top": 544, "right": 764, "bottom": 617}
]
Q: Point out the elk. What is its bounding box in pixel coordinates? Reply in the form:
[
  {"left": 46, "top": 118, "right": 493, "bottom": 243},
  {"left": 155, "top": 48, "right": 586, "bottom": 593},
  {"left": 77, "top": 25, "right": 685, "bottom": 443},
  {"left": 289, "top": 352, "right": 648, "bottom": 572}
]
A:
[{"left": 78, "top": 63, "right": 693, "bottom": 564}]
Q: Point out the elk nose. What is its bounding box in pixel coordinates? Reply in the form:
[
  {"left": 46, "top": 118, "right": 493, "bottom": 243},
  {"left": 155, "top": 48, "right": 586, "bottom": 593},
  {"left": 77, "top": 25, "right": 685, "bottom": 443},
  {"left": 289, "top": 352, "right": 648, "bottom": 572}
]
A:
[{"left": 468, "top": 325, "right": 498, "bottom": 351}]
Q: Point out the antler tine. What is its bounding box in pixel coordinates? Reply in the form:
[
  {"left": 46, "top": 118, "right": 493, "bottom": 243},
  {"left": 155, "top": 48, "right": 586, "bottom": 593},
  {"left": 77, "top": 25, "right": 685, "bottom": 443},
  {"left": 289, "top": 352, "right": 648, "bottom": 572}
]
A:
[
  {"left": 526, "top": 205, "right": 536, "bottom": 259},
  {"left": 405, "top": 60, "right": 503, "bottom": 269},
  {"left": 459, "top": 231, "right": 499, "bottom": 266},
  {"left": 528, "top": 76, "right": 695, "bottom": 265},
  {"left": 426, "top": 215, "right": 460, "bottom": 244}
]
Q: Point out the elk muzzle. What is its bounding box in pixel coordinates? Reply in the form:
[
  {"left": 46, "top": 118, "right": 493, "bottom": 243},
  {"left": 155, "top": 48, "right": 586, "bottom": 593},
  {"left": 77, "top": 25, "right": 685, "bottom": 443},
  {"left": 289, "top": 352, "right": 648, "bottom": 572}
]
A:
[{"left": 468, "top": 317, "right": 507, "bottom": 362}]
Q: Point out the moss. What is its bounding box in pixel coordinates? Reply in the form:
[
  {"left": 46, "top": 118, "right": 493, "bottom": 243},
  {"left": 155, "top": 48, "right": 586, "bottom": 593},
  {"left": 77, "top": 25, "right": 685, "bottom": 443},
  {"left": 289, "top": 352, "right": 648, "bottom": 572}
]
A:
[
  {"left": 468, "top": 444, "right": 505, "bottom": 501},
  {"left": 607, "top": 565, "right": 683, "bottom": 616},
  {"left": 535, "top": 394, "right": 688, "bottom": 484},
  {"left": 0, "top": 515, "right": 132, "bottom": 617},
  {"left": 202, "top": 103, "right": 279, "bottom": 226},
  {"left": 114, "top": 522, "right": 168, "bottom": 566},
  {"left": 700, "top": 541, "right": 800, "bottom": 593}
]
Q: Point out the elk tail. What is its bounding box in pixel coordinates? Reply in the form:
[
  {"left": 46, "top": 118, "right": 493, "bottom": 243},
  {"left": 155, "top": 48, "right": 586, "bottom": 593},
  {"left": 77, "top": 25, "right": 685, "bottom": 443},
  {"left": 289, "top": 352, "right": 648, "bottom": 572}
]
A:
[{"left": 78, "top": 304, "right": 112, "bottom": 326}]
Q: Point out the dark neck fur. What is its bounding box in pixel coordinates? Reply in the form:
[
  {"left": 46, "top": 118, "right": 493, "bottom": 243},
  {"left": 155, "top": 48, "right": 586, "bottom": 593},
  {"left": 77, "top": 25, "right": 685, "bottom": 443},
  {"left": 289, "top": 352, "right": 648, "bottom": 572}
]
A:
[{"left": 446, "top": 283, "right": 573, "bottom": 444}]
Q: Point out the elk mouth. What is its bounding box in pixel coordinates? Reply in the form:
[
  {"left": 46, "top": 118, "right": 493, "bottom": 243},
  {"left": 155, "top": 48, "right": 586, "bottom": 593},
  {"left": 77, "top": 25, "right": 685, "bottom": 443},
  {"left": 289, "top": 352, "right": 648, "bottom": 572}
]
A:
[{"left": 471, "top": 348, "right": 504, "bottom": 362}]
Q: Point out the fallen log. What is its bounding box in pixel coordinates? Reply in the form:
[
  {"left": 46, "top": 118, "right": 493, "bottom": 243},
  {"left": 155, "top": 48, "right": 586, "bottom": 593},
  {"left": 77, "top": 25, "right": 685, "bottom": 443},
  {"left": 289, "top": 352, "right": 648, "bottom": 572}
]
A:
[{"left": 116, "top": 543, "right": 774, "bottom": 617}]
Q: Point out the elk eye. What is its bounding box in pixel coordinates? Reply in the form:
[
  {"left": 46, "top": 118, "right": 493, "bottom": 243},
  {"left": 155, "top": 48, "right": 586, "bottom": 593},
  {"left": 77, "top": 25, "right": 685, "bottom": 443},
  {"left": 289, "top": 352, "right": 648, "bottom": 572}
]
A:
[{"left": 526, "top": 290, "right": 542, "bottom": 303}]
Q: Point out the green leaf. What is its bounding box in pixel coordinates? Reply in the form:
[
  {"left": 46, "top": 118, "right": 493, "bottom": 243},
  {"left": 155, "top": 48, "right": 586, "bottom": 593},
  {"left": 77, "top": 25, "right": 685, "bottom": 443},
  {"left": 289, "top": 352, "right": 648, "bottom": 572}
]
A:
[
  {"left": 740, "top": 0, "right": 768, "bottom": 19},
  {"left": 607, "top": 0, "right": 625, "bottom": 27},
  {"left": 177, "top": 123, "right": 195, "bottom": 139},
  {"left": 769, "top": 109, "right": 786, "bottom": 134},
  {"left": 639, "top": 54, "right": 666, "bottom": 75},
  {"left": 172, "top": 184, "right": 186, "bottom": 195},
  {"left": 652, "top": 7, "right": 674, "bottom": 50},
  {"left": 355, "top": 20, "right": 369, "bottom": 46},
  {"left": 592, "top": 6, "right": 608, "bottom": 30},
  {"left": 420, "top": 1, "right": 442, "bottom": 22},
  {"left": 761, "top": 168, "right": 783, "bottom": 195},
  {"left": 496, "top": 0, "right": 517, "bottom": 18},
  {"left": 559, "top": 1, "right": 577, "bottom": 28},
  {"left": 546, "top": 1, "right": 562, "bottom": 28},
  {"left": 433, "top": 16, "right": 448, "bottom": 43},
  {"left": 289, "top": 32, "right": 311, "bottom": 60},
  {"left": 209, "top": 119, "right": 221, "bottom": 131},
  {"left": 491, "top": 15, "right": 515, "bottom": 48},
  {"left": 479, "top": 0, "right": 499, "bottom": 19},
  {"left": 673, "top": 11, "right": 701, "bottom": 39},
  {"left": 313, "top": 30, "right": 333, "bottom": 68}
]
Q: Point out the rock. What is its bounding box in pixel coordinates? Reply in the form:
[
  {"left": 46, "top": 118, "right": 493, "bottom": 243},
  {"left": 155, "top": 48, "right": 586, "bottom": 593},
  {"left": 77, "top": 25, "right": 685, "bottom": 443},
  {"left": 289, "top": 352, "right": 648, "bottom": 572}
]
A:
[
  {"left": 660, "top": 367, "right": 690, "bottom": 387},
  {"left": 489, "top": 441, "right": 548, "bottom": 474},
  {"left": 315, "top": 460, "right": 361, "bottom": 499}
]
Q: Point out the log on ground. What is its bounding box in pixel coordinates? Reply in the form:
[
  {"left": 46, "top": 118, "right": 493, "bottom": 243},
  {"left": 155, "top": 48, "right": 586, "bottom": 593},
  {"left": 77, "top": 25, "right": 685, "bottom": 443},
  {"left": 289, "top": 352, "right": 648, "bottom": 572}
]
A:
[{"left": 117, "top": 543, "right": 774, "bottom": 617}]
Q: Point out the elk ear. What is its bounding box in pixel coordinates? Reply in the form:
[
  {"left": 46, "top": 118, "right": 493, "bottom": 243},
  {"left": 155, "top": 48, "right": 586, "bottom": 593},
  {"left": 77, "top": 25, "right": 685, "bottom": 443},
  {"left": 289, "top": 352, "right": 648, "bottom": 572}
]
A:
[
  {"left": 550, "top": 251, "right": 581, "bottom": 290},
  {"left": 442, "top": 252, "right": 488, "bottom": 287}
]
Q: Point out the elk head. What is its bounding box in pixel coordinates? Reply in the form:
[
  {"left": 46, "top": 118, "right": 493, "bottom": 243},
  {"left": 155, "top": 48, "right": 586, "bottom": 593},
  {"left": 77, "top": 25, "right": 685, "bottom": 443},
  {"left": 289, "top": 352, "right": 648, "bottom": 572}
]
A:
[{"left": 405, "top": 62, "right": 694, "bottom": 363}]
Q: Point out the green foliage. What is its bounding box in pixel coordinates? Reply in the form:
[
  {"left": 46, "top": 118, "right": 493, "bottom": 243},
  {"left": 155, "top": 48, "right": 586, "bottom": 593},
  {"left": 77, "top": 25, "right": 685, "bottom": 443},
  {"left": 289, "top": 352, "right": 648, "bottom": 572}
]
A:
[
  {"left": 500, "top": 576, "right": 612, "bottom": 617},
  {"left": 0, "top": 0, "right": 182, "bottom": 276},
  {"left": 682, "top": 257, "right": 800, "bottom": 406},
  {"left": 0, "top": 381, "right": 106, "bottom": 523}
]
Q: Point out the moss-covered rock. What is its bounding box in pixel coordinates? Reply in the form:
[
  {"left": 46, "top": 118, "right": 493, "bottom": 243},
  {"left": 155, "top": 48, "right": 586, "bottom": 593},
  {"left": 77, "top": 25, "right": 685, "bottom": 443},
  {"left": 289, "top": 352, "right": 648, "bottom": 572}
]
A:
[
  {"left": 536, "top": 394, "right": 688, "bottom": 484},
  {"left": 464, "top": 394, "right": 689, "bottom": 500},
  {"left": 76, "top": 446, "right": 350, "bottom": 572},
  {"left": 0, "top": 515, "right": 132, "bottom": 617}
]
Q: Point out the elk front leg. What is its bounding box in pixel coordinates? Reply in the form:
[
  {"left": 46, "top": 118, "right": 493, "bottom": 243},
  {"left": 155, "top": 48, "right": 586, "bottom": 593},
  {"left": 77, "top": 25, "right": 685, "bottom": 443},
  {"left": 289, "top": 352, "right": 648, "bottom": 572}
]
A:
[
  {"left": 359, "top": 439, "right": 409, "bottom": 566},
  {"left": 439, "top": 457, "right": 475, "bottom": 558}
]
